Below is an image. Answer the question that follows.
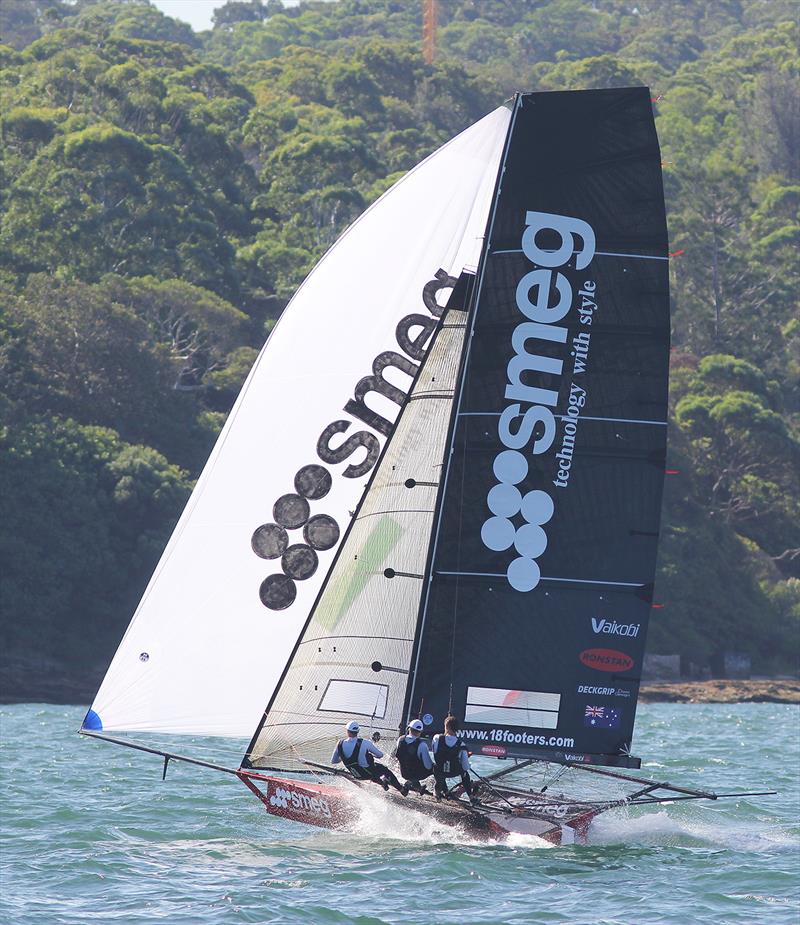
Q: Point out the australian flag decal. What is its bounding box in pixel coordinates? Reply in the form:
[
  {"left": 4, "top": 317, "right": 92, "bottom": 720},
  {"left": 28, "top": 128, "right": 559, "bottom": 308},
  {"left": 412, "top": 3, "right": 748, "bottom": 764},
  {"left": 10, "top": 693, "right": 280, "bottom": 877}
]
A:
[{"left": 584, "top": 705, "right": 621, "bottom": 729}]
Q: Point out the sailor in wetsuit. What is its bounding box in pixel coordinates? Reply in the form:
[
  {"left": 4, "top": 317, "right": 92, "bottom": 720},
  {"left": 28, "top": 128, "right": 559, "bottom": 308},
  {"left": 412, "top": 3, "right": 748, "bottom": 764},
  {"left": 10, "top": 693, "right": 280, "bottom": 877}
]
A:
[
  {"left": 331, "top": 720, "right": 404, "bottom": 793},
  {"left": 395, "top": 718, "right": 434, "bottom": 796},
  {"left": 432, "top": 715, "right": 473, "bottom": 802}
]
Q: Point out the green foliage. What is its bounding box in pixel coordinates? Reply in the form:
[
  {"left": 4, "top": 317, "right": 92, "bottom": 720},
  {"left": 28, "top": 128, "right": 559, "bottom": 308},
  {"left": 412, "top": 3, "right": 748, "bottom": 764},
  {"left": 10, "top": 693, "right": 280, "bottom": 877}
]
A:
[
  {"left": 0, "top": 0, "right": 798, "bottom": 691},
  {"left": 673, "top": 355, "right": 800, "bottom": 577},
  {"left": 2, "top": 275, "right": 247, "bottom": 469},
  {"left": 0, "top": 416, "right": 191, "bottom": 669}
]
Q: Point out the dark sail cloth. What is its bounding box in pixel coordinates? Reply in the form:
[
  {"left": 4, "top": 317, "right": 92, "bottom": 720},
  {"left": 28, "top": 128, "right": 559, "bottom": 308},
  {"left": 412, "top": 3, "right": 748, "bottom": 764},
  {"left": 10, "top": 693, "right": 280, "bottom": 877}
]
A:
[
  {"left": 335, "top": 737, "right": 402, "bottom": 791},
  {"left": 432, "top": 734, "right": 472, "bottom": 798}
]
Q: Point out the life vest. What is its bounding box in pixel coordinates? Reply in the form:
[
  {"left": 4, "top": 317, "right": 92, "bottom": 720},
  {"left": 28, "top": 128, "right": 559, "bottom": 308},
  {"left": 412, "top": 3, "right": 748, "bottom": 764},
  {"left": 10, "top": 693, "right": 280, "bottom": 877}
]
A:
[
  {"left": 434, "top": 735, "right": 465, "bottom": 776},
  {"left": 336, "top": 737, "right": 373, "bottom": 780},
  {"left": 396, "top": 736, "right": 429, "bottom": 780}
]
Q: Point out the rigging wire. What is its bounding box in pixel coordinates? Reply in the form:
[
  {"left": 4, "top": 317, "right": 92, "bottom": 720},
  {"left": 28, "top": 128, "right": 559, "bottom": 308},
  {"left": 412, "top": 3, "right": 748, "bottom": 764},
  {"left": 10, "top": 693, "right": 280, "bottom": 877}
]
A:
[{"left": 447, "top": 313, "right": 474, "bottom": 714}]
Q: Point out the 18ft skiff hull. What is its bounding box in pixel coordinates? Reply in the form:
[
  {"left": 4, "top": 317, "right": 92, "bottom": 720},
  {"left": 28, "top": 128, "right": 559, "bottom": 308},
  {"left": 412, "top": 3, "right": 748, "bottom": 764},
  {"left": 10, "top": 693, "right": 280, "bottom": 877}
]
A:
[{"left": 238, "top": 773, "right": 597, "bottom": 845}]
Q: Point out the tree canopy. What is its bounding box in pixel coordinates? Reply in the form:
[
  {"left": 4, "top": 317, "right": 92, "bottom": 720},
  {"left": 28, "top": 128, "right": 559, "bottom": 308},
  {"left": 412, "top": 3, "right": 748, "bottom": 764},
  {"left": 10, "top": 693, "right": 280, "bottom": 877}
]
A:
[{"left": 0, "top": 0, "right": 797, "bottom": 698}]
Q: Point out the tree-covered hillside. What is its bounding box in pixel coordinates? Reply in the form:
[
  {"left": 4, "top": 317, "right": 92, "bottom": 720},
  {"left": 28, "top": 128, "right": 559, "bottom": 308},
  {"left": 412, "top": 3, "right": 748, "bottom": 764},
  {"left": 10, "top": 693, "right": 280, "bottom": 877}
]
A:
[{"left": 1, "top": 0, "right": 797, "bottom": 700}]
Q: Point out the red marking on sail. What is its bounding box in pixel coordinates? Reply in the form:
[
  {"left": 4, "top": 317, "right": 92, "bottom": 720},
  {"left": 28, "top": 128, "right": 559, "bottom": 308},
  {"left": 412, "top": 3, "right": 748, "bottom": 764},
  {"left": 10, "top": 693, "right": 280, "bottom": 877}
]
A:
[
  {"left": 502, "top": 690, "right": 522, "bottom": 706},
  {"left": 669, "top": 249, "right": 685, "bottom": 258}
]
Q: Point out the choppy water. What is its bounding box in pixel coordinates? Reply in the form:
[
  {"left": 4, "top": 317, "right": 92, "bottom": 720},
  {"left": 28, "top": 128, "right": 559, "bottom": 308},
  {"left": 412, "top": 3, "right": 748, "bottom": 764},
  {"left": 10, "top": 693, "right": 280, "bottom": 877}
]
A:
[{"left": 1, "top": 703, "right": 798, "bottom": 924}]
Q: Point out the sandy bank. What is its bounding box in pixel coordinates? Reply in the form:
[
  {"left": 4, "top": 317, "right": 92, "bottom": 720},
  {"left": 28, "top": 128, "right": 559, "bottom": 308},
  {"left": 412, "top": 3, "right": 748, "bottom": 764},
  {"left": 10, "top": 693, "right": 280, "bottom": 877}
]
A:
[{"left": 639, "top": 679, "right": 800, "bottom": 704}]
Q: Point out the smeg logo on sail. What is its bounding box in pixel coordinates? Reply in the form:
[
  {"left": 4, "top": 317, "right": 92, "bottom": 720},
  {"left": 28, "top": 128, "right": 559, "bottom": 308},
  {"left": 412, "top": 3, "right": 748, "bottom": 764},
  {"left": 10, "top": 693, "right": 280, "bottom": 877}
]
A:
[
  {"left": 480, "top": 211, "right": 596, "bottom": 591},
  {"left": 251, "top": 269, "right": 458, "bottom": 611}
]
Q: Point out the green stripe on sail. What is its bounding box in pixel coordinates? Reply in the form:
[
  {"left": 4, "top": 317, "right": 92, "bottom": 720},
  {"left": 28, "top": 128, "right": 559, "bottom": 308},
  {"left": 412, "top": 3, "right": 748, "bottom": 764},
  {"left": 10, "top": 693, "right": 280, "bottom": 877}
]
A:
[{"left": 313, "top": 515, "right": 402, "bottom": 631}]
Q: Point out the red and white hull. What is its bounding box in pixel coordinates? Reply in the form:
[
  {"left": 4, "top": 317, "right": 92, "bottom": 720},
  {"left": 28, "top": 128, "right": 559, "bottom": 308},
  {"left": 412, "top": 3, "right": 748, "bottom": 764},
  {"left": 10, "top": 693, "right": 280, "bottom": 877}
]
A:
[{"left": 238, "top": 772, "right": 600, "bottom": 845}]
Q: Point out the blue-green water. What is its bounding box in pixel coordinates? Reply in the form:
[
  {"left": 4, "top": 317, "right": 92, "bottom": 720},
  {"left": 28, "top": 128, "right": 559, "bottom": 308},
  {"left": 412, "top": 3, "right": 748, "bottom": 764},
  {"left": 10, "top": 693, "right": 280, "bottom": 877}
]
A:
[{"left": 2, "top": 703, "right": 798, "bottom": 924}]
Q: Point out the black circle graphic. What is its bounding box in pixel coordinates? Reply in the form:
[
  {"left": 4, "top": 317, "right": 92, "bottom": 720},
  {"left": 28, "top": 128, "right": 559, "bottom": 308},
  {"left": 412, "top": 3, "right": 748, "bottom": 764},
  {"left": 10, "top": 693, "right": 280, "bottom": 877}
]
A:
[
  {"left": 273, "top": 493, "right": 310, "bottom": 529},
  {"left": 404, "top": 479, "right": 416, "bottom": 488},
  {"left": 371, "top": 661, "right": 382, "bottom": 672},
  {"left": 260, "top": 574, "right": 297, "bottom": 610},
  {"left": 139, "top": 652, "right": 149, "bottom": 662},
  {"left": 294, "top": 464, "right": 332, "bottom": 500},
  {"left": 303, "top": 514, "right": 340, "bottom": 551},
  {"left": 251, "top": 523, "right": 289, "bottom": 560},
  {"left": 282, "top": 544, "right": 318, "bottom": 580},
  {"left": 384, "top": 568, "right": 396, "bottom": 578}
]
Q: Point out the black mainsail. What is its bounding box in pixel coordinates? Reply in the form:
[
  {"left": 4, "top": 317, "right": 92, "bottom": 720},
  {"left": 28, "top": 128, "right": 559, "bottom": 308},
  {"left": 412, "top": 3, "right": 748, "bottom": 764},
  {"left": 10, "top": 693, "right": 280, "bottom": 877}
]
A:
[
  {"left": 245, "top": 87, "right": 669, "bottom": 773},
  {"left": 406, "top": 88, "right": 669, "bottom": 768}
]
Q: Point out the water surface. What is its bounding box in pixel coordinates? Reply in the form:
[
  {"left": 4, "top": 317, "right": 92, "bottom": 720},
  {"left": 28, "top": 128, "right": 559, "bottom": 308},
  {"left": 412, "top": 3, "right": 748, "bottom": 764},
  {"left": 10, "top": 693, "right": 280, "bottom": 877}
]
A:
[{"left": 2, "top": 703, "right": 798, "bottom": 924}]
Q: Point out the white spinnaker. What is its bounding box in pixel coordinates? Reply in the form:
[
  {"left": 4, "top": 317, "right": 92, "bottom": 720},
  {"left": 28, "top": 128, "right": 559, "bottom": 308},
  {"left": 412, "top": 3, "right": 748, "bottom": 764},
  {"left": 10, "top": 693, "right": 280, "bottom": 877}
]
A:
[{"left": 87, "top": 105, "right": 510, "bottom": 737}]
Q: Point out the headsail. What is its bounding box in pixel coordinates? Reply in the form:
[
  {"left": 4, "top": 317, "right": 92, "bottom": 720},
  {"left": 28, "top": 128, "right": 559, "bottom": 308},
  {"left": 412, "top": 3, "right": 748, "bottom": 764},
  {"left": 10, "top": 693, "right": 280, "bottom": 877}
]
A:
[
  {"left": 84, "top": 105, "right": 511, "bottom": 737},
  {"left": 406, "top": 88, "right": 670, "bottom": 767},
  {"left": 244, "top": 278, "right": 477, "bottom": 770}
]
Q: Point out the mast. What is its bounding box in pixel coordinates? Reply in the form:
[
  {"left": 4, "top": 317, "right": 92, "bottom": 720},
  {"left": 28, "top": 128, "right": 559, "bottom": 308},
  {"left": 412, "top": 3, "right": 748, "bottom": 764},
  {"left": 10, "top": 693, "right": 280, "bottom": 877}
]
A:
[{"left": 403, "top": 93, "right": 523, "bottom": 724}]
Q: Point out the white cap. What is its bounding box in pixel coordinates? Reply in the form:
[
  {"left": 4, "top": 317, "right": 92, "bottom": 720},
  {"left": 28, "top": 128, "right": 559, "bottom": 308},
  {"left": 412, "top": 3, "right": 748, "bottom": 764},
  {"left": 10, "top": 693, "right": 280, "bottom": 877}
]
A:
[
  {"left": 408, "top": 719, "right": 424, "bottom": 732},
  {"left": 346, "top": 720, "right": 360, "bottom": 733}
]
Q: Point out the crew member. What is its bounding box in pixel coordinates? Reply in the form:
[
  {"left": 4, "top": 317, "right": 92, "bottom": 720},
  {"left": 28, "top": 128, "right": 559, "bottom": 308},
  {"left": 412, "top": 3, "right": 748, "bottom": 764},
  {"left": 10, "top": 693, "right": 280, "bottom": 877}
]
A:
[
  {"left": 432, "top": 715, "right": 473, "bottom": 802},
  {"left": 331, "top": 720, "right": 403, "bottom": 793},
  {"left": 395, "top": 719, "right": 434, "bottom": 796}
]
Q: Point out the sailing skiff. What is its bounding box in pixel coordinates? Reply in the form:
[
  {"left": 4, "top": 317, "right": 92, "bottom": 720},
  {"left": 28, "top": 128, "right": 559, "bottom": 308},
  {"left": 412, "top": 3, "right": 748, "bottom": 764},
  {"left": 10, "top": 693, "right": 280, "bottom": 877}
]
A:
[{"left": 81, "top": 89, "right": 773, "bottom": 844}]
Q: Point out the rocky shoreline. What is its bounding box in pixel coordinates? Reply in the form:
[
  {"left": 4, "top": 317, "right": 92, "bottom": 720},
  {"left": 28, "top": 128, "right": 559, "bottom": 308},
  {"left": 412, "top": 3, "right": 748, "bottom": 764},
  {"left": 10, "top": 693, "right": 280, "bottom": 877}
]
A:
[{"left": 639, "top": 679, "right": 800, "bottom": 704}]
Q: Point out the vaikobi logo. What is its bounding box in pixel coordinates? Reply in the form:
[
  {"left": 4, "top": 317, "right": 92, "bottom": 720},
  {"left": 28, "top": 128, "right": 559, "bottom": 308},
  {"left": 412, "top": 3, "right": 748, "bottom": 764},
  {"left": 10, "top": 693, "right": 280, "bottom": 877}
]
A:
[
  {"left": 591, "top": 618, "right": 640, "bottom": 638},
  {"left": 480, "top": 211, "right": 596, "bottom": 591}
]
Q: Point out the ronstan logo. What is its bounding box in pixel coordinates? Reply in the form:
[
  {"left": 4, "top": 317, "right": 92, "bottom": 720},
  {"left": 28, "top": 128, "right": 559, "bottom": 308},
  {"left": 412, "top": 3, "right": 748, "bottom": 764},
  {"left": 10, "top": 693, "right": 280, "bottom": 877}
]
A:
[
  {"left": 579, "top": 648, "right": 634, "bottom": 672},
  {"left": 481, "top": 744, "right": 507, "bottom": 758}
]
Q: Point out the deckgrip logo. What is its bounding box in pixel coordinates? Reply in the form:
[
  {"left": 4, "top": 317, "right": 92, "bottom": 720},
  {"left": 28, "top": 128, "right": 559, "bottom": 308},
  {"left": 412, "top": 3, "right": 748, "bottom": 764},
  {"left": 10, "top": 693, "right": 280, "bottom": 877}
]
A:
[
  {"left": 579, "top": 648, "right": 634, "bottom": 673},
  {"left": 577, "top": 684, "right": 632, "bottom": 699},
  {"left": 252, "top": 269, "right": 458, "bottom": 611},
  {"left": 269, "top": 785, "right": 332, "bottom": 819},
  {"left": 480, "top": 211, "right": 596, "bottom": 591}
]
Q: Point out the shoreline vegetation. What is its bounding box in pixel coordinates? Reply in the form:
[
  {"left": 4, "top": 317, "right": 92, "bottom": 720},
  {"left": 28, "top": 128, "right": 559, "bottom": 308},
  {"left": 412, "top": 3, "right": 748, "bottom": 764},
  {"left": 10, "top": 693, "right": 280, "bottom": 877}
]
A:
[
  {"left": 0, "top": 0, "right": 798, "bottom": 700},
  {"left": 639, "top": 679, "right": 800, "bottom": 704},
  {"left": 2, "top": 677, "right": 799, "bottom": 707}
]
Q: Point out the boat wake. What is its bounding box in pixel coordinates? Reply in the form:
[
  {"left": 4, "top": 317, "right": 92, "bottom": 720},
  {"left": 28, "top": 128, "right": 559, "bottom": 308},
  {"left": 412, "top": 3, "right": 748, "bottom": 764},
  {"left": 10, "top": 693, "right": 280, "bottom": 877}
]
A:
[
  {"left": 341, "top": 785, "right": 553, "bottom": 848},
  {"left": 589, "top": 808, "right": 799, "bottom": 852}
]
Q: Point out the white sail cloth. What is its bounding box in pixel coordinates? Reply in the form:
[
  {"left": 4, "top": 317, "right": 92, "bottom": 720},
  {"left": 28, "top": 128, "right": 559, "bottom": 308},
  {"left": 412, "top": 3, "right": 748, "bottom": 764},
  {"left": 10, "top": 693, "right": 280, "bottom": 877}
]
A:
[{"left": 86, "top": 104, "right": 510, "bottom": 736}]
